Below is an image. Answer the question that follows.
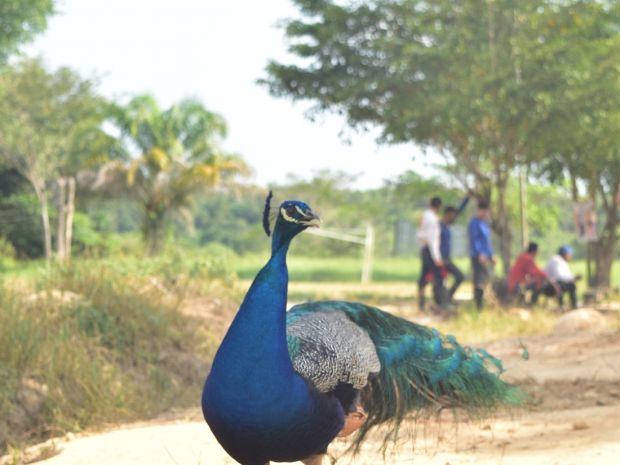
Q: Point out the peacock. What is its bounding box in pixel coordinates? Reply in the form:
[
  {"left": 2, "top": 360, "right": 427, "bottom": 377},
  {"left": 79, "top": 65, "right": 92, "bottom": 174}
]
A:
[{"left": 202, "top": 194, "right": 522, "bottom": 465}]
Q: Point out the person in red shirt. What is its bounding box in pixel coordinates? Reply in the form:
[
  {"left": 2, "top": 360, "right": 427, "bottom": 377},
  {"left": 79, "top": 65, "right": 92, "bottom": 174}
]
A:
[{"left": 508, "top": 242, "right": 548, "bottom": 305}]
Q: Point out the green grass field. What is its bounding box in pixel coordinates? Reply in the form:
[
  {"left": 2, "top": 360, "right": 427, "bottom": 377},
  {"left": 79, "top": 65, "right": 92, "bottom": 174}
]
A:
[
  {"left": 233, "top": 253, "right": 620, "bottom": 287},
  {"left": 4, "top": 253, "right": 619, "bottom": 291}
]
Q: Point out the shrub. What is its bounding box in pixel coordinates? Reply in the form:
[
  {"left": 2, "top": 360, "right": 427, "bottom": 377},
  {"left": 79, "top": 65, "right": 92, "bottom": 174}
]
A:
[{"left": 0, "top": 264, "right": 214, "bottom": 452}]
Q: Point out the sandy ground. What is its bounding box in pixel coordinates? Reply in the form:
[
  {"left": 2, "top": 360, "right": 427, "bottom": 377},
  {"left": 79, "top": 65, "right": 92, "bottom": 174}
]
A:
[{"left": 9, "top": 328, "right": 618, "bottom": 465}]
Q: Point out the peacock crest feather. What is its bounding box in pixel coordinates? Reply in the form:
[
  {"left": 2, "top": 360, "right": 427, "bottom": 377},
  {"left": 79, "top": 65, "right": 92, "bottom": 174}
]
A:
[{"left": 262, "top": 190, "right": 274, "bottom": 236}]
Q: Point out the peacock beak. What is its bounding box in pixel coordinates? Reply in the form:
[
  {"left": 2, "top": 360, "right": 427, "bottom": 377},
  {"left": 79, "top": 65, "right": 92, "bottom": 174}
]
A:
[{"left": 300, "top": 211, "right": 321, "bottom": 228}]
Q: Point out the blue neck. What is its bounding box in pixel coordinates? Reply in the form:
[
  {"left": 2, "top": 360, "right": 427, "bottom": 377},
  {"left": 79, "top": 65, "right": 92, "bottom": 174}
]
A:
[
  {"left": 271, "top": 220, "right": 299, "bottom": 255},
  {"left": 210, "top": 233, "right": 296, "bottom": 385}
]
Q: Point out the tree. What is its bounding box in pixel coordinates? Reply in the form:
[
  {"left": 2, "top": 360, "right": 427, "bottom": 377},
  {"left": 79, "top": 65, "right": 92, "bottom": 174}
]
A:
[
  {"left": 0, "top": 168, "right": 44, "bottom": 257},
  {"left": 262, "top": 0, "right": 616, "bottom": 274},
  {"left": 105, "top": 95, "right": 250, "bottom": 255},
  {"left": 0, "top": 59, "right": 110, "bottom": 260},
  {"left": 0, "top": 0, "right": 54, "bottom": 63},
  {"left": 530, "top": 2, "right": 620, "bottom": 286}
]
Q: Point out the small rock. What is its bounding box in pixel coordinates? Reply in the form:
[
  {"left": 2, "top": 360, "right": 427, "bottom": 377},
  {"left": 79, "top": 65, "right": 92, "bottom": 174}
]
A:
[
  {"left": 597, "top": 301, "right": 620, "bottom": 313},
  {"left": 552, "top": 309, "right": 608, "bottom": 335},
  {"left": 583, "top": 389, "right": 598, "bottom": 399},
  {"left": 572, "top": 421, "right": 589, "bottom": 430}
]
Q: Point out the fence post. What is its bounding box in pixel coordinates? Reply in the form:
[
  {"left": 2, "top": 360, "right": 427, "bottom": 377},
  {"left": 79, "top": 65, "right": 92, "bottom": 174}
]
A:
[{"left": 361, "top": 224, "right": 375, "bottom": 284}]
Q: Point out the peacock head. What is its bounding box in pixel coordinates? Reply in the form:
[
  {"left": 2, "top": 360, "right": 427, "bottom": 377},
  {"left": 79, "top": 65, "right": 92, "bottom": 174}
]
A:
[{"left": 263, "top": 191, "right": 320, "bottom": 251}]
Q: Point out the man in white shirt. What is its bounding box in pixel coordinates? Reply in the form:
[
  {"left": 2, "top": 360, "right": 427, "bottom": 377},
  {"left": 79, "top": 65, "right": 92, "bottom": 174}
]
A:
[
  {"left": 544, "top": 245, "right": 580, "bottom": 309},
  {"left": 417, "top": 196, "right": 446, "bottom": 311}
]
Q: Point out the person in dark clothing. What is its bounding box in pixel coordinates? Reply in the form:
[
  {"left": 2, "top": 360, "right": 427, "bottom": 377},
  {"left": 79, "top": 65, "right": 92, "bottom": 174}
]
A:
[
  {"left": 440, "top": 196, "right": 469, "bottom": 302},
  {"left": 417, "top": 196, "right": 445, "bottom": 311},
  {"left": 468, "top": 200, "right": 496, "bottom": 310}
]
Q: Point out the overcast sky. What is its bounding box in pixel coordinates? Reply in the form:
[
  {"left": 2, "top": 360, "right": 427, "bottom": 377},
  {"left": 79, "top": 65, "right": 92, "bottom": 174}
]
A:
[{"left": 27, "top": 0, "right": 440, "bottom": 189}]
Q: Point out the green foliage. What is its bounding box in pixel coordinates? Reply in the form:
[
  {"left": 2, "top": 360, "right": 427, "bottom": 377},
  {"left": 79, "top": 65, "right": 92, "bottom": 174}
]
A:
[
  {"left": 0, "top": 59, "right": 113, "bottom": 260},
  {"left": 263, "top": 0, "right": 620, "bottom": 275},
  {"left": 193, "top": 190, "right": 266, "bottom": 254},
  {"left": 0, "top": 264, "right": 214, "bottom": 451},
  {"left": 0, "top": 169, "right": 44, "bottom": 258},
  {"left": 0, "top": 59, "right": 111, "bottom": 181},
  {"left": 103, "top": 95, "right": 250, "bottom": 255},
  {"left": 527, "top": 1, "right": 620, "bottom": 285},
  {"left": 0, "top": 236, "right": 16, "bottom": 271},
  {"left": 0, "top": 0, "right": 54, "bottom": 63}
]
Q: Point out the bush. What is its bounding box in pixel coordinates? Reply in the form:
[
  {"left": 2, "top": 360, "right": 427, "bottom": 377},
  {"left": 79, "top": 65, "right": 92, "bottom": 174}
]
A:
[
  {"left": 0, "top": 264, "right": 214, "bottom": 452},
  {"left": 0, "top": 236, "right": 16, "bottom": 271}
]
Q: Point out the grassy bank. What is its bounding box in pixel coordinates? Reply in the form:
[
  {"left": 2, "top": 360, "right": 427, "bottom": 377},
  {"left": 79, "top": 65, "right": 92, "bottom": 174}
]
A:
[{"left": 0, "top": 263, "right": 218, "bottom": 454}]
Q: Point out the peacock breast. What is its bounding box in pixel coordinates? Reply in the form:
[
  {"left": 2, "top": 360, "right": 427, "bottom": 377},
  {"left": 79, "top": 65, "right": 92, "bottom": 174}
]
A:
[{"left": 203, "top": 372, "right": 344, "bottom": 463}]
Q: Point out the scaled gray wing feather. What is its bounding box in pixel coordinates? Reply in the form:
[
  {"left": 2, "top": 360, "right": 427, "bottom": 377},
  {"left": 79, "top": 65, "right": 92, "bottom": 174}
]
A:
[{"left": 286, "top": 308, "right": 381, "bottom": 393}]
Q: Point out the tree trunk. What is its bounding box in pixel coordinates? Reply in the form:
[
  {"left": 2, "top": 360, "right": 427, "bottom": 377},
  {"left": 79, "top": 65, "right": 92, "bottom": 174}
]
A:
[
  {"left": 64, "top": 176, "right": 76, "bottom": 260},
  {"left": 143, "top": 207, "right": 166, "bottom": 256},
  {"left": 56, "top": 177, "right": 67, "bottom": 260},
  {"left": 37, "top": 187, "right": 53, "bottom": 261},
  {"left": 492, "top": 178, "right": 513, "bottom": 276},
  {"left": 593, "top": 202, "right": 618, "bottom": 287}
]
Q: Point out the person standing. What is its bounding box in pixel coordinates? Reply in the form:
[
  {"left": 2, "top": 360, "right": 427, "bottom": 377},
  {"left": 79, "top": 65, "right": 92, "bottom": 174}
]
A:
[
  {"left": 417, "top": 196, "right": 444, "bottom": 311},
  {"left": 544, "top": 246, "right": 580, "bottom": 309},
  {"left": 507, "top": 242, "right": 548, "bottom": 305},
  {"left": 440, "top": 196, "right": 470, "bottom": 302},
  {"left": 468, "top": 200, "right": 496, "bottom": 310}
]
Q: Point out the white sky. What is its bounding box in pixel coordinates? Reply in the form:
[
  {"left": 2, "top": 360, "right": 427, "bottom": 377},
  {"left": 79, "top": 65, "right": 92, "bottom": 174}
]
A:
[{"left": 27, "top": 0, "right": 440, "bottom": 189}]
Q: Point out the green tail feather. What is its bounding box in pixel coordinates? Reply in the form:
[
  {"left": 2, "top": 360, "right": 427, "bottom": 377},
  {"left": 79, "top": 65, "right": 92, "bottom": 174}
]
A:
[{"left": 296, "top": 301, "right": 526, "bottom": 451}]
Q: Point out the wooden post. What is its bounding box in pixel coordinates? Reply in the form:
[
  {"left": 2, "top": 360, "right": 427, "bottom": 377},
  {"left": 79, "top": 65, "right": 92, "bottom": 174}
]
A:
[
  {"left": 519, "top": 168, "right": 529, "bottom": 249},
  {"left": 361, "top": 224, "right": 374, "bottom": 284},
  {"left": 305, "top": 226, "right": 373, "bottom": 283},
  {"left": 56, "top": 177, "right": 67, "bottom": 260},
  {"left": 65, "top": 177, "right": 76, "bottom": 260}
]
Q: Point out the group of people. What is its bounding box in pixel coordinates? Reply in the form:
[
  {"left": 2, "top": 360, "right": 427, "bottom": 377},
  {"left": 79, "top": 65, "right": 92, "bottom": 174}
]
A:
[
  {"left": 417, "top": 196, "right": 580, "bottom": 312},
  {"left": 417, "top": 195, "right": 494, "bottom": 311},
  {"left": 508, "top": 242, "right": 580, "bottom": 309}
]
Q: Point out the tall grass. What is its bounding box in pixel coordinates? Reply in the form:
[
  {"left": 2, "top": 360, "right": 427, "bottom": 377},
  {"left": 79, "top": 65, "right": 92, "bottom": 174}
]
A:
[{"left": 0, "top": 264, "right": 214, "bottom": 452}]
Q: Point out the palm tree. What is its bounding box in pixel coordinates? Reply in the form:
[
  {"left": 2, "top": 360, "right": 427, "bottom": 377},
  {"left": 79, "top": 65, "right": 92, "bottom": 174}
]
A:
[{"left": 110, "top": 95, "right": 249, "bottom": 255}]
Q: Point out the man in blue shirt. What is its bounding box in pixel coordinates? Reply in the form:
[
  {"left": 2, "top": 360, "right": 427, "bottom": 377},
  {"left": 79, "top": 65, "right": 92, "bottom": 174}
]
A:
[
  {"left": 440, "top": 196, "right": 469, "bottom": 302},
  {"left": 468, "top": 200, "right": 496, "bottom": 309}
]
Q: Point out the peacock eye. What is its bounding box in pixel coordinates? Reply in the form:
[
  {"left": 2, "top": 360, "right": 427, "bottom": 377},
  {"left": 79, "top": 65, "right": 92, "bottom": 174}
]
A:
[{"left": 280, "top": 205, "right": 299, "bottom": 223}]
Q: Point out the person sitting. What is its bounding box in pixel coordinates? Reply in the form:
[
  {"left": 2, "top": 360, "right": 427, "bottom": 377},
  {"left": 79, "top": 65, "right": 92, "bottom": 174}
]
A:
[
  {"left": 507, "top": 242, "right": 548, "bottom": 306},
  {"left": 543, "top": 246, "right": 580, "bottom": 309}
]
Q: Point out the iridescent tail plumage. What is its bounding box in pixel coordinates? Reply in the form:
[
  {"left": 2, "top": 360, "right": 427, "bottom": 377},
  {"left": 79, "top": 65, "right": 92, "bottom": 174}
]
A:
[{"left": 303, "top": 301, "right": 525, "bottom": 451}]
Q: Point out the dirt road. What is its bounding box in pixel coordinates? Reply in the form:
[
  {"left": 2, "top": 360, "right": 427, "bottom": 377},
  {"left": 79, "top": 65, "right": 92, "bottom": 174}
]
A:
[{"left": 16, "top": 329, "right": 619, "bottom": 465}]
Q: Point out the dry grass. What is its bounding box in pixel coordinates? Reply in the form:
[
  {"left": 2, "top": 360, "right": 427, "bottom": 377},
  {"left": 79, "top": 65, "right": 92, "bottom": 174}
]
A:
[{"left": 0, "top": 263, "right": 217, "bottom": 454}]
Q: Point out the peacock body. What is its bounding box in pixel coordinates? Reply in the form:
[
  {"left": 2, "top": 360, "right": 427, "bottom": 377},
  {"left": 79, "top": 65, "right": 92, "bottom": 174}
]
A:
[{"left": 202, "top": 197, "right": 522, "bottom": 465}]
